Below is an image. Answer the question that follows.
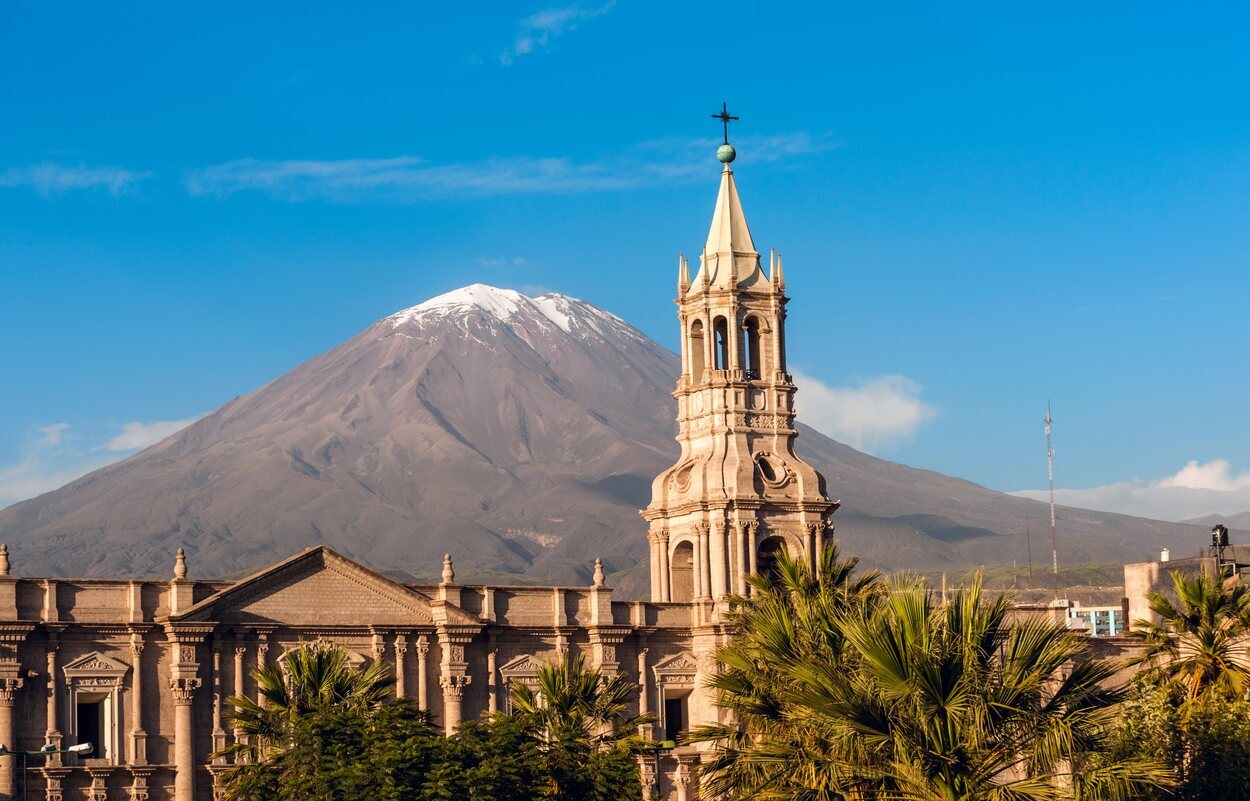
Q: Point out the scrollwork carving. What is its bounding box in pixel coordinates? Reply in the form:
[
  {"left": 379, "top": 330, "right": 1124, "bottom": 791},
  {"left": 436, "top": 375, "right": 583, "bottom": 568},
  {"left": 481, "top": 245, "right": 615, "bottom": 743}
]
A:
[{"left": 170, "top": 676, "right": 202, "bottom": 705}]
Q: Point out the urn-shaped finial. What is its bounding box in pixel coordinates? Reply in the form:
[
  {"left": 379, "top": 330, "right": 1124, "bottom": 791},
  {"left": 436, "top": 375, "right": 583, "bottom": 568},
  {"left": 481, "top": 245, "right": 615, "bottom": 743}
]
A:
[
  {"left": 0, "top": 543, "right": 10, "bottom": 576},
  {"left": 593, "top": 558, "right": 606, "bottom": 588},
  {"left": 441, "top": 553, "right": 455, "bottom": 584},
  {"left": 174, "top": 547, "right": 188, "bottom": 580}
]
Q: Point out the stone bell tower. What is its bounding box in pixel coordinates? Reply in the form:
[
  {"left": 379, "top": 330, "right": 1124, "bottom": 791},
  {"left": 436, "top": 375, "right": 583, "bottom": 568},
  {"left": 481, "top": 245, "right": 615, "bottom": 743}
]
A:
[{"left": 643, "top": 134, "right": 839, "bottom": 613}]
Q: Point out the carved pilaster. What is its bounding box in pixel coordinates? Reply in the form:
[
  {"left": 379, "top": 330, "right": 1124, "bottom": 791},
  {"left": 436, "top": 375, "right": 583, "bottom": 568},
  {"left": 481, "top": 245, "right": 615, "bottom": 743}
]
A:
[
  {"left": 415, "top": 635, "right": 430, "bottom": 711},
  {"left": 232, "top": 643, "right": 247, "bottom": 747},
  {"left": 128, "top": 766, "right": 156, "bottom": 801},
  {"left": 39, "top": 767, "right": 70, "bottom": 801},
  {"left": 164, "top": 623, "right": 211, "bottom": 801},
  {"left": 87, "top": 768, "right": 113, "bottom": 801},
  {"left": 128, "top": 630, "right": 148, "bottom": 764},
  {"left": 394, "top": 634, "right": 408, "bottom": 698},
  {"left": 438, "top": 626, "right": 478, "bottom": 734},
  {"left": 211, "top": 644, "right": 227, "bottom": 761}
]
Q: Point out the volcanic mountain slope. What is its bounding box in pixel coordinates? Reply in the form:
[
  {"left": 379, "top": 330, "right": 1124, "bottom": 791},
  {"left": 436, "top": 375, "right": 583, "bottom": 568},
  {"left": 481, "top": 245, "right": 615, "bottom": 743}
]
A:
[{"left": 0, "top": 285, "right": 1204, "bottom": 594}]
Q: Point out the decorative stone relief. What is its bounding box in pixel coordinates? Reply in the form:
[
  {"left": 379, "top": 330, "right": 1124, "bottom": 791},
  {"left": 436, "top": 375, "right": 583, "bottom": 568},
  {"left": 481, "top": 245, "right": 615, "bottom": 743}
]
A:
[{"left": 170, "top": 677, "right": 202, "bottom": 704}]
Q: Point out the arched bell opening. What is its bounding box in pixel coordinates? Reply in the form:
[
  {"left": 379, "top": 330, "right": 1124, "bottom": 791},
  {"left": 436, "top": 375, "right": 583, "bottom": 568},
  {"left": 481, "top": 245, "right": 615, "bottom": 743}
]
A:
[
  {"left": 713, "top": 316, "right": 729, "bottom": 370},
  {"left": 757, "top": 536, "right": 788, "bottom": 585},
  {"left": 743, "top": 315, "right": 763, "bottom": 379},
  {"left": 688, "top": 319, "right": 705, "bottom": 384},
  {"left": 670, "top": 540, "right": 695, "bottom": 603}
]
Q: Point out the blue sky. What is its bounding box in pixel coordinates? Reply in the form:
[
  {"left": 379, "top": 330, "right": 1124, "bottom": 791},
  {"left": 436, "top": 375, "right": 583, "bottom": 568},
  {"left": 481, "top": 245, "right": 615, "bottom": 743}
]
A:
[{"left": 2, "top": 2, "right": 1248, "bottom": 519}]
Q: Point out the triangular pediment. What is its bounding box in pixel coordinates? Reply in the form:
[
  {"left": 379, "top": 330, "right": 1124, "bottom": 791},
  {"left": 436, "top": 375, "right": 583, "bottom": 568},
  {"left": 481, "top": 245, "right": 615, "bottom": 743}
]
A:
[
  {"left": 63, "top": 651, "right": 130, "bottom": 678},
  {"left": 499, "top": 653, "right": 550, "bottom": 676},
  {"left": 170, "top": 547, "right": 478, "bottom": 627},
  {"left": 652, "top": 651, "right": 698, "bottom": 675}
]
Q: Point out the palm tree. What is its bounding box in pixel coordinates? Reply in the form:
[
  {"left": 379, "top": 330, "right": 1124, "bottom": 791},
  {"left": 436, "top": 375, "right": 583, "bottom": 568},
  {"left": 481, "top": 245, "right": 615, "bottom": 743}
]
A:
[
  {"left": 508, "top": 654, "right": 652, "bottom": 801},
  {"left": 695, "top": 550, "right": 1173, "bottom": 801},
  {"left": 217, "top": 641, "right": 394, "bottom": 766},
  {"left": 690, "top": 542, "right": 884, "bottom": 799},
  {"left": 1133, "top": 566, "right": 1250, "bottom": 706},
  {"left": 509, "top": 653, "right": 651, "bottom": 743}
]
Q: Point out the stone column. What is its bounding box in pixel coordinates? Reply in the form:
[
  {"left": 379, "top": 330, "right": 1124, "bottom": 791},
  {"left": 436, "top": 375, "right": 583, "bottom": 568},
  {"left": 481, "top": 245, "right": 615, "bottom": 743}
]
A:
[
  {"left": 696, "top": 523, "right": 712, "bottom": 601},
  {"left": 805, "top": 523, "right": 818, "bottom": 572},
  {"left": 232, "top": 643, "right": 246, "bottom": 746},
  {"left": 129, "top": 631, "right": 147, "bottom": 764},
  {"left": 437, "top": 628, "right": 474, "bottom": 735},
  {"left": 167, "top": 632, "right": 206, "bottom": 801},
  {"left": 741, "top": 521, "right": 757, "bottom": 596},
  {"left": 45, "top": 640, "right": 63, "bottom": 761},
  {"left": 709, "top": 518, "right": 728, "bottom": 600},
  {"left": 211, "top": 645, "right": 226, "bottom": 763},
  {"left": 486, "top": 649, "right": 497, "bottom": 714},
  {"left": 415, "top": 636, "right": 430, "bottom": 711},
  {"left": 0, "top": 675, "right": 23, "bottom": 798},
  {"left": 636, "top": 647, "right": 650, "bottom": 737},
  {"left": 439, "top": 676, "right": 469, "bottom": 733},
  {"left": 692, "top": 526, "right": 705, "bottom": 600},
  {"left": 648, "top": 532, "right": 661, "bottom": 602},
  {"left": 171, "top": 676, "right": 202, "bottom": 801},
  {"left": 255, "top": 637, "right": 269, "bottom": 707},
  {"left": 747, "top": 523, "right": 759, "bottom": 586},
  {"left": 394, "top": 635, "right": 408, "bottom": 699},
  {"left": 658, "top": 530, "right": 671, "bottom": 602}
]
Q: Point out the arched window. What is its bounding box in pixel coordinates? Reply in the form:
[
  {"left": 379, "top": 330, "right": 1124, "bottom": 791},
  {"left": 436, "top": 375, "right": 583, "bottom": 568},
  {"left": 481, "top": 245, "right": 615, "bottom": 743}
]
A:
[
  {"left": 743, "top": 316, "right": 763, "bottom": 379},
  {"left": 713, "top": 317, "right": 729, "bottom": 370},
  {"left": 670, "top": 541, "right": 694, "bottom": 603},
  {"left": 757, "top": 536, "right": 788, "bottom": 585},
  {"left": 688, "top": 320, "right": 705, "bottom": 384}
]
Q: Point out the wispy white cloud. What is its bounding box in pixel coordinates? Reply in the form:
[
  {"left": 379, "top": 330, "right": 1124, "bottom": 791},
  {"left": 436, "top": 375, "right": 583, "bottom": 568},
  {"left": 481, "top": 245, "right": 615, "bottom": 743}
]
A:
[
  {"left": 0, "top": 416, "right": 200, "bottom": 509},
  {"left": 791, "top": 372, "right": 937, "bottom": 454},
  {"left": 500, "top": 2, "right": 615, "bottom": 65},
  {"left": 183, "top": 132, "right": 839, "bottom": 202},
  {"left": 36, "top": 423, "right": 70, "bottom": 445},
  {"left": 0, "top": 163, "right": 152, "bottom": 195},
  {"left": 477, "top": 256, "right": 529, "bottom": 268},
  {"left": 1012, "top": 459, "right": 1250, "bottom": 522},
  {"left": 104, "top": 417, "right": 199, "bottom": 452}
]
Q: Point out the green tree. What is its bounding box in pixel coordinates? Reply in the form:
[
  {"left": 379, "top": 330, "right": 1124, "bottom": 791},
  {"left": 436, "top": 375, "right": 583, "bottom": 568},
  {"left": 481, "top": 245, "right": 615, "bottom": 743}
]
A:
[
  {"left": 691, "top": 542, "right": 884, "bottom": 799},
  {"left": 1133, "top": 566, "right": 1250, "bottom": 707},
  {"left": 509, "top": 653, "right": 651, "bottom": 801},
  {"left": 695, "top": 544, "right": 1173, "bottom": 801},
  {"left": 216, "top": 642, "right": 403, "bottom": 800},
  {"left": 1100, "top": 678, "right": 1250, "bottom": 801}
]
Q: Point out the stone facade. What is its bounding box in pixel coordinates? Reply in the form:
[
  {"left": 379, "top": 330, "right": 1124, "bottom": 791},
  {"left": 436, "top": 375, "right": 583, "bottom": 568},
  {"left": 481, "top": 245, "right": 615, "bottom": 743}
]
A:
[{"left": 0, "top": 154, "right": 843, "bottom": 801}]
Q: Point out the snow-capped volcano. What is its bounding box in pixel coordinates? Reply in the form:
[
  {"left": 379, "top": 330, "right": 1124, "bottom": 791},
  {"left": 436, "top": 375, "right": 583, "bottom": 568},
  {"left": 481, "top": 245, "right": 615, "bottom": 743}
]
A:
[
  {"left": 386, "top": 284, "right": 650, "bottom": 344},
  {"left": 0, "top": 284, "right": 1200, "bottom": 590}
]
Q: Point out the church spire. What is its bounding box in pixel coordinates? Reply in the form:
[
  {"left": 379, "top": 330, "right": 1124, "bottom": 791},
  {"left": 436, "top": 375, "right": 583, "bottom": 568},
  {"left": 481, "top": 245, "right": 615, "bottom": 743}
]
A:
[{"left": 689, "top": 116, "right": 768, "bottom": 293}]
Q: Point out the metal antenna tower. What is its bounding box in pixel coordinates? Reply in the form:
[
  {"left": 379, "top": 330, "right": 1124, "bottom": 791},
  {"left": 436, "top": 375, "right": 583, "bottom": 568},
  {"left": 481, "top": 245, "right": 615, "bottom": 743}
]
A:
[{"left": 1044, "top": 403, "right": 1058, "bottom": 597}]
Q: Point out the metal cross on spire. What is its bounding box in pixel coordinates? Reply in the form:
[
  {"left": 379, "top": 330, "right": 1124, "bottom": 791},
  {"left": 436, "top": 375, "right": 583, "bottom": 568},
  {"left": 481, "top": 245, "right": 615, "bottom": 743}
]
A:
[{"left": 712, "top": 102, "right": 739, "bottom": 145}]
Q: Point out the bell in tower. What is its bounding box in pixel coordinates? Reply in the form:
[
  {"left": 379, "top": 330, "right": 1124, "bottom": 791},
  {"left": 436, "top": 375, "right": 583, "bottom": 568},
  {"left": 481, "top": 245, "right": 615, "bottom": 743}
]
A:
[{"left": 642, "top": 116, "right": 839, "bottom": 617}]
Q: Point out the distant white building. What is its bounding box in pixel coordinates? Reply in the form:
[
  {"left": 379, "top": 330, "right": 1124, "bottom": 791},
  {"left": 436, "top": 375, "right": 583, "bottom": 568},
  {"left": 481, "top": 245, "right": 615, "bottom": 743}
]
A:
[{"left": 1065, "top": 602, "right": 1126, "bottom": 637}]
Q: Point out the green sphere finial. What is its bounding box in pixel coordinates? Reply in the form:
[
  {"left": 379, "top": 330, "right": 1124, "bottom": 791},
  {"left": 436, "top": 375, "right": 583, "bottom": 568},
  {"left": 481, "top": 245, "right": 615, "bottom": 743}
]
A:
[{"left": 717, "top": 144, "right": 736, "bottom": 164}]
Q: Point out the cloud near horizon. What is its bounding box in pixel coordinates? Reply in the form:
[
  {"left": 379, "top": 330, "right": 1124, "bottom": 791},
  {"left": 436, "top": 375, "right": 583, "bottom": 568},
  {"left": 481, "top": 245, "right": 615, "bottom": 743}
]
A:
[
  {"left": 104, "top": 417, "right": 200, "bottom": 452},
  {"left": 1012, "top": 459, "right": 1250, "bottom": 523},
  {"left": 182, "top": 132, "right": 838, "bottom": 202},
  {"left": 0, "top": 417, "right": 200, "bottom": 509},
  {"left": 0, "top": 162, "right": 152, "bottom": 195},
  {"left": 500, "top": 2, "right": 616, "bottom": 65},
  {"left": 791, "top": 371, "right": 937, "bottom": 454}
]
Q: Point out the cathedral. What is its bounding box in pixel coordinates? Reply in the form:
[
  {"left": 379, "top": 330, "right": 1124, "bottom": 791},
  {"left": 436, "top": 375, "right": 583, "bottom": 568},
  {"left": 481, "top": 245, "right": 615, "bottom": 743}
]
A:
[{"left": 0, "top": 142, "right": 839, "bottom": 801}]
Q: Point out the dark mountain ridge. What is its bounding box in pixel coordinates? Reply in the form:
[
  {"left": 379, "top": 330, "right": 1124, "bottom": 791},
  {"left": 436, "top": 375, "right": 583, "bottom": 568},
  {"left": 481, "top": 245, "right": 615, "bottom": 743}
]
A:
[{"left": 0, "top": 285, "right": 1203, "bottom": 596}]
